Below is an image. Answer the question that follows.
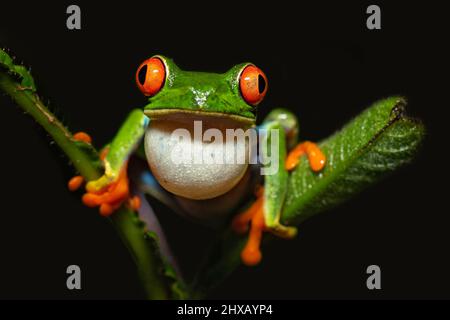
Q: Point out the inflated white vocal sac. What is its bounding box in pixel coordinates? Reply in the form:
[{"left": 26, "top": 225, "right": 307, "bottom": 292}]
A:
[{"left": 144, "top": 114, "right": 252, "bottom": 200}]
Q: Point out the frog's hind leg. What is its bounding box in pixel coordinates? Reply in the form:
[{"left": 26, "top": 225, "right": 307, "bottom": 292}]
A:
[
  {"left": 232, "top": 109, "right": 299, "bottom": 266},
  {"left": 232, "top": 186, "right": 264, "bottom": 234},
  {"left": 258, "top": 108, "right": 300, "bottom": 238},
  {"left": 232, "top": 108, "right": 326, "bottom": 266}
]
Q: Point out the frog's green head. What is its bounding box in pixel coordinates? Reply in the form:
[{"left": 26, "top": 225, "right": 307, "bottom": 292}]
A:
[{"left": 136, "top": 55, "right": 268, "bottom": 126}]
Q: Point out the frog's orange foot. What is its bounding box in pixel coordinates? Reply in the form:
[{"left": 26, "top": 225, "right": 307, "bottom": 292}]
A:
[
  {"left": 67, "top": 143, "right": 109, "bottom": 193},
  {"left": 81, "top": 162, "right": 141, "bottom": 216},
  {"left": 67, "top": 133, "right": 139, "bottom": 216},
  {"left": 232, "top": 187, "right": 265, "bottom": 266},
  {"left": 81, "top": 169, "right": 129, "bottom": 216},
  {"left": 68, "top": 170, "right": 139, "bottom": 216},
  {"left": 285, "top": 141, "right": 326, "bottom": 172}
]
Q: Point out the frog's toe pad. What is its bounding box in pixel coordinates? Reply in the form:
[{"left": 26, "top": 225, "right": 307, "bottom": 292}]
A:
[
  {"left": 68, "top": 175, "right": 84, "bottom": 191},
  {"left": 73, "top": 131, "right": 92, "bottom": 144},
  {"left": 241, "top": 245, "right": 262, "bottom": 266}
]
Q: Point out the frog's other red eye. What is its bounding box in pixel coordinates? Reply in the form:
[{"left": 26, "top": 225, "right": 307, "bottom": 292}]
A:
[
  {"left": 239, "top": 65, "right": 268, "bottom": 105},
  {"left": 136, "top": 57, "right": 166, "bottom": 96}
]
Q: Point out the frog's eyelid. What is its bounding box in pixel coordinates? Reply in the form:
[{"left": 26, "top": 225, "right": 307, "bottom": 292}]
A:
[
  {"left": 231, "top": 63, "right": 253, "bottom": 94},
  {"left": 233, "top": 63, "right": 253, "bottom": 103},
  {"left": 235, "top": 63, "right": 254, "bottom": 82}
]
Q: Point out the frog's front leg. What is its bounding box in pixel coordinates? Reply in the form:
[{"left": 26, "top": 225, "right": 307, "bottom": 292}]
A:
[
  {"left": 69, "top": 109, "right": 149, "bottom": 216},
  {"left": 232, "top": 109, "right": 326, "bottom": 266}
]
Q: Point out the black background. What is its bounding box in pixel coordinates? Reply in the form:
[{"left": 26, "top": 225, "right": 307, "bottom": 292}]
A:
[{"left": 0, "top": 1, "right": 448, "bottom": 299}]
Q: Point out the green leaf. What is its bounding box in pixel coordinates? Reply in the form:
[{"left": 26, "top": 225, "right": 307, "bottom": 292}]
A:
[
  {"left": 0, "top": 48, "right": 102, "bottom": 180},
  {"left": 192, "top": 96, "right": 425, "bottom": 297},
  {"left": 282, "top": 96, "right": 424, "bottom": 225}
]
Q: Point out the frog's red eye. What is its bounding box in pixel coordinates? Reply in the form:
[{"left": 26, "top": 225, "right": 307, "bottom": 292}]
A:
[
  {"left": 136, "top": 57, "right": 166, "bottom": 96},
  {"left": 239, "top": 65, "right": 268, "bottom": 105}
]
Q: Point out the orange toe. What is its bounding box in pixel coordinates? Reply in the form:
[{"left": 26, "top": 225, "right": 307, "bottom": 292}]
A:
[
  {"left": 68, "top": 175, "right": 84, "bottom": 191},
  {"left": 99, "top": 201, "right": 122, "bottom": 217},
  {"left": 241, "top": 245, "right": 262, "bottom": 266},
  {"left": 73, "top": 132, "right": 92, "bottom": 144},
  {"left": 286, "top": 141, "right": 326, "bottom": 172},
  {"left": 82, "top": 193, "right": 102, "bottom": 207},
  {"left": 306, "top": 142, "right": 326, "bottom": 171},
  {"left": 129, "top": 195, "right": 141, "bottom": 211},
  {"left": 99, "top": 203, "right": 113, "bottom": 216},
  {"left": 285, "top": 144, "right": 305, "bottom": 171}
]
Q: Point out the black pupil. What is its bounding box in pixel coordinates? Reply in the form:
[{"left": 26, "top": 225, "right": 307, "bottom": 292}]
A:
[
  {"left": 138, "top": 65, "right": 148, "bottom": 85},
  {"left": 258, "top": 74, "right": 266, "bottom": 94}
]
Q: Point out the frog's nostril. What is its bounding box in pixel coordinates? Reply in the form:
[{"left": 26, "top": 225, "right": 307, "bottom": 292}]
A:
[
  {"left": 138, "top": 65, "right": 148, "bottom": 85},
  {"left": 258, "top": 74, "right": 266, "bottom": 94}
]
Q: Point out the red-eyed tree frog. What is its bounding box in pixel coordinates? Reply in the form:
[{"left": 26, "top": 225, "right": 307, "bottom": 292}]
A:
[{"left": 68, "top": 55, "right": 326, "bottom": 266}]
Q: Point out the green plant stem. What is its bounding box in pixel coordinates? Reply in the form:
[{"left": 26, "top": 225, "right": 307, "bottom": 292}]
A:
[
  {"left": 0, "top": 73, "right": 99, "bottom": 180},
  {"left": 0, "top": 72, "right": 170, "bottom": 300},
  {"left": 110, "top": 209, "right": 169, "bottom": 300}
]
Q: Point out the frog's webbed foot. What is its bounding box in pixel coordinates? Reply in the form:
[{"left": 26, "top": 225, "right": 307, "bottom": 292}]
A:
[
  {"left": 285, "top": 141, "right": 326, "bottom": 172},
  {"left": 68, "top": 132, "right": 140, "bottom": 216}
]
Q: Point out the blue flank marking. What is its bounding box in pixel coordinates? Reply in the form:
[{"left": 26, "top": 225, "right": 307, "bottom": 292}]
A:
[
  {"left": 139, "top": 170, "right": 182, "bottom": 214},
  {"left": 143, "top": 115, "right": 150, "bottom": 127},
  {"left": 141, "top": 171, "right": 159, "bottom": 188}
]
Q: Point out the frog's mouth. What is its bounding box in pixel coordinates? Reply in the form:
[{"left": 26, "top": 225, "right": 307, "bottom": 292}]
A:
[{"left": 144, "top": 109, "right": 255, "bottom": 127}]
